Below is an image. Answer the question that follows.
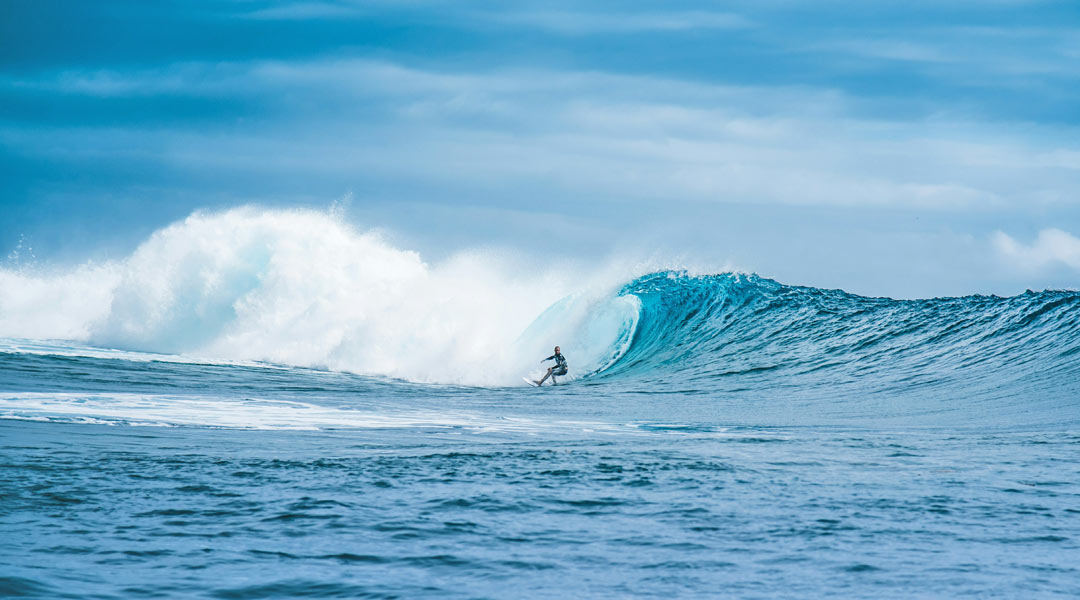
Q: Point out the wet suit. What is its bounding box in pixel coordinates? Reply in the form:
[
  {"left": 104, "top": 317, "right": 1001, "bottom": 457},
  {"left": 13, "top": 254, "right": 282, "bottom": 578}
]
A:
[
  {"left": 545, "top": 352, "right": 568, "bottom": 375},
  {"left": 540, "top": 352, "right": 568, "bottom": 385}
]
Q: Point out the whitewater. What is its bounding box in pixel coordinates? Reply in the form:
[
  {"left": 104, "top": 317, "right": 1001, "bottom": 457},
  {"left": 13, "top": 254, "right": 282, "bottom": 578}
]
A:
[{"left": 2, "top": 207, "right": 1079, "bottom": 598}]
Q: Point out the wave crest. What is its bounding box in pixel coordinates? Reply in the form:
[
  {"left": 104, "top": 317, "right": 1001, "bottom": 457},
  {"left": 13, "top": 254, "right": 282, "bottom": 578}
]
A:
[
  {"left": 1, "top": 207, "right": 611, "bottom": 385},
  {"left": 598, "top": 271, "right": 1080, "bottom": 408}
]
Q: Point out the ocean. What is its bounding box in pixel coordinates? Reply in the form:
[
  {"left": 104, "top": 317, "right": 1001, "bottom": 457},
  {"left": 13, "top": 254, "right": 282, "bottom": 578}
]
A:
[{"left": 2, "top": 210, "right": 1080, "bottom": 598}]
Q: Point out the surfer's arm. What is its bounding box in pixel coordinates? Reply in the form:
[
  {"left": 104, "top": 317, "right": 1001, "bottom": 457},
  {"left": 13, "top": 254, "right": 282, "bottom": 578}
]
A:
[{"left": 541, "top": 355, "right": 554, "bottom": 362}]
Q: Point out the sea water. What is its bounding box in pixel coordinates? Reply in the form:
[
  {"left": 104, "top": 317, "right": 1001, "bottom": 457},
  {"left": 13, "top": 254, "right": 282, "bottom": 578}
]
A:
[{"left": 2, "top": 209, "right": 1079, "bottom": 598}]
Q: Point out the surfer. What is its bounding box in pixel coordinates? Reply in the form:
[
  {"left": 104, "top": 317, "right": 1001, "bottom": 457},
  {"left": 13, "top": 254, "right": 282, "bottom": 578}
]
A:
[{"left": 537, "top": 346, "right": 568, "bottom": 386}]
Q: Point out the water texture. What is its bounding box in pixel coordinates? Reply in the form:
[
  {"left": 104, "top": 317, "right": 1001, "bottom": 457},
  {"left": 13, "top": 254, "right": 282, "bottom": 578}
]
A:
[{"left": 3, "top": 218, "right": 1080, "bottom": 597}]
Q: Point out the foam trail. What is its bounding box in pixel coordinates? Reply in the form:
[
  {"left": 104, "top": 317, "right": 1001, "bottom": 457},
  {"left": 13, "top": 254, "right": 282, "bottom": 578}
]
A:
[{"left": 0, "top": 392, "right": 613, "bottom": 432}]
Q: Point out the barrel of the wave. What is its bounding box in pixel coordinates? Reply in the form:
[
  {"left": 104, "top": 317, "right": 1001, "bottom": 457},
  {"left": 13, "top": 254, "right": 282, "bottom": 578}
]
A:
[{"left": 516, "top": 293, "right": 640, "bottom": 385}]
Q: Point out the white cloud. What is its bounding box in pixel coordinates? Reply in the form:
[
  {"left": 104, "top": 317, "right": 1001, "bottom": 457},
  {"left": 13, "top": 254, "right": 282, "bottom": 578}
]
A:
[
  {"left": 993, "top": 228, "right": 1080, "bottom": 270},
  {"left": 238, "top": 3, "right": 754, "bottom": 33},
  {"left": 817, "top": 27, "right": 1080, "bottom": 81},
  {"left": 240, "top": 0, "right": 441, "bottom": 20},
  {"left": 3, "top": 58, "right": 1079, "bottom": 212},
  {"left": 245, "top": 2, "right": 365, "bottom": 20},
  {"left": 495, "top": 10, "right": 753, "bottom": 34},
  {"left": 824, "top": 40, "right": 951, "bottom": 63}
]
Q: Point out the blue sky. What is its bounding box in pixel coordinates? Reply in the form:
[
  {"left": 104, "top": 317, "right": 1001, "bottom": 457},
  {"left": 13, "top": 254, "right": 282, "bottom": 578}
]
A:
[{"left": 2, "top": 0, "right": 1079, "bottom": 297}]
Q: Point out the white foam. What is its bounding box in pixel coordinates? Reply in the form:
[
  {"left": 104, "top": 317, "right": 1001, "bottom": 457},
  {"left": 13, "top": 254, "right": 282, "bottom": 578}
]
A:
[
  {"left": 0, "top": 263, "right": 118, "bottom": 339},
  {"left": 0, "top": 338, "right": 289, "bottom": 369},
  {"left": 0, "top": 392, "right": 614, "bottom": 432},
  {"left": 0, "top": 207, "right": 645, "bottom": 385}
]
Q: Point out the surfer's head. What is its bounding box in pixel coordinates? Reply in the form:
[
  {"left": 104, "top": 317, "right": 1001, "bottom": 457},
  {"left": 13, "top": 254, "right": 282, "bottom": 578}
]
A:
[{"left": 554, "top": 346, "right": 560, "bottom": 353}]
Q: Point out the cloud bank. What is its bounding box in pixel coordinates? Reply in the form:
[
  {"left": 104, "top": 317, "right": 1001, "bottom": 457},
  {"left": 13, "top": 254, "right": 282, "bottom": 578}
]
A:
[{"left": 994, "top": 228, "right": 1080, "bottom": 271}]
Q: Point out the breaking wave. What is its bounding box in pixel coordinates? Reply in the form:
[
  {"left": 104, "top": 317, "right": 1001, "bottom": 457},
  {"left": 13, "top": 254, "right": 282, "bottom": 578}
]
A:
[
  {"left": 2, "top": 207, "right": 1079, "bottom": 407},
  {"left": 0, "top": 207, "right": 636, "bottom": 385}
]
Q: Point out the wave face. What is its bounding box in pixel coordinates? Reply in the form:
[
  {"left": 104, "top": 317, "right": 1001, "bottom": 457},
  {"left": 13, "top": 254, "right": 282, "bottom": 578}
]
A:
[{"left": 588, "top": 271, "right": 1080, "bottom": 422}]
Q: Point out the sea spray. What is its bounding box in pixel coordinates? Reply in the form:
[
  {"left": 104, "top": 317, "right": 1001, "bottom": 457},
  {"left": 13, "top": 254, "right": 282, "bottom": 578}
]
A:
[{"left": 0, "top": 207, "right": 639, "bottom": 385}]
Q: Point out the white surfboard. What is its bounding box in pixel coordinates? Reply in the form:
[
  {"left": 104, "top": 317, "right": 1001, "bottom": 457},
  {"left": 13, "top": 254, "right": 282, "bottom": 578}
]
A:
[{"left": 523, "top": 376, "right": 540, "bottom": 387}]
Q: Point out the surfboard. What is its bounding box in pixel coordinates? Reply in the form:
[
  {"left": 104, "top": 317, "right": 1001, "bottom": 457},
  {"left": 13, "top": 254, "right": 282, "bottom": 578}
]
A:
[{"left": 523, "top": 376, "right": 540, "bottom": 387}]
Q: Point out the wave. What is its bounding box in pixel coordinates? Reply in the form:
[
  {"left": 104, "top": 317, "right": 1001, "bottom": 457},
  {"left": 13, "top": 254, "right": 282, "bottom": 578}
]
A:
[
  {"left": 602, "top": 272, "right": 1080, "bottom": 402},
  {"left": 0, "top": 207, "right": 637, "bottom": 385},
  {"left": 2, "top": 207, "right": 1079, "bottom": 405}
]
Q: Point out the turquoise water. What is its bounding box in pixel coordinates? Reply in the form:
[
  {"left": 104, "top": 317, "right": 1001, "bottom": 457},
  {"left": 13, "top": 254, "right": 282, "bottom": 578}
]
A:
[{"left": 3, "top": 271, "right": 1080, "bottom": 598}]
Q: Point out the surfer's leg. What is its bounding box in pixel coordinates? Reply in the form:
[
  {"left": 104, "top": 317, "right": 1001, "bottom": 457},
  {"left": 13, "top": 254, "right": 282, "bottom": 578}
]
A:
[
  {"left": 538, "top": 367, "right": 553, "bottom": 386},
  {"left": 552, "top": 367, "right": 567, "bottom": 385}
]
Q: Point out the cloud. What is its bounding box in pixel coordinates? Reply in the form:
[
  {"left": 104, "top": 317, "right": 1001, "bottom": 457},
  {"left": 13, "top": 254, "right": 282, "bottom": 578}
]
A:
[
  {"left": 242, "top": 3, "right": 753, "bottom": 31},
  {"left": 6, "top": 63, "right": 250, "bottom": 97},
  {"left": 814, "top": 26, "right": 1080, "bottom": 84},
  {"left": 240, "top": 0, "right": 445, "bottom": 20},
  {"left": 822, "top": 40, "right": 951, "bottom": 63},
  {"left": 244, "top": 2, "right": 366, "bottom": 20},
  {"left": 993, "top": 228, "right": 1080, "bottom": 270},
  {"left": 3, "top": 57, "right": 1078, "bottom": 214},
  {"left": 494, "top": 10, "right": 753, "bottom": 34}
]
